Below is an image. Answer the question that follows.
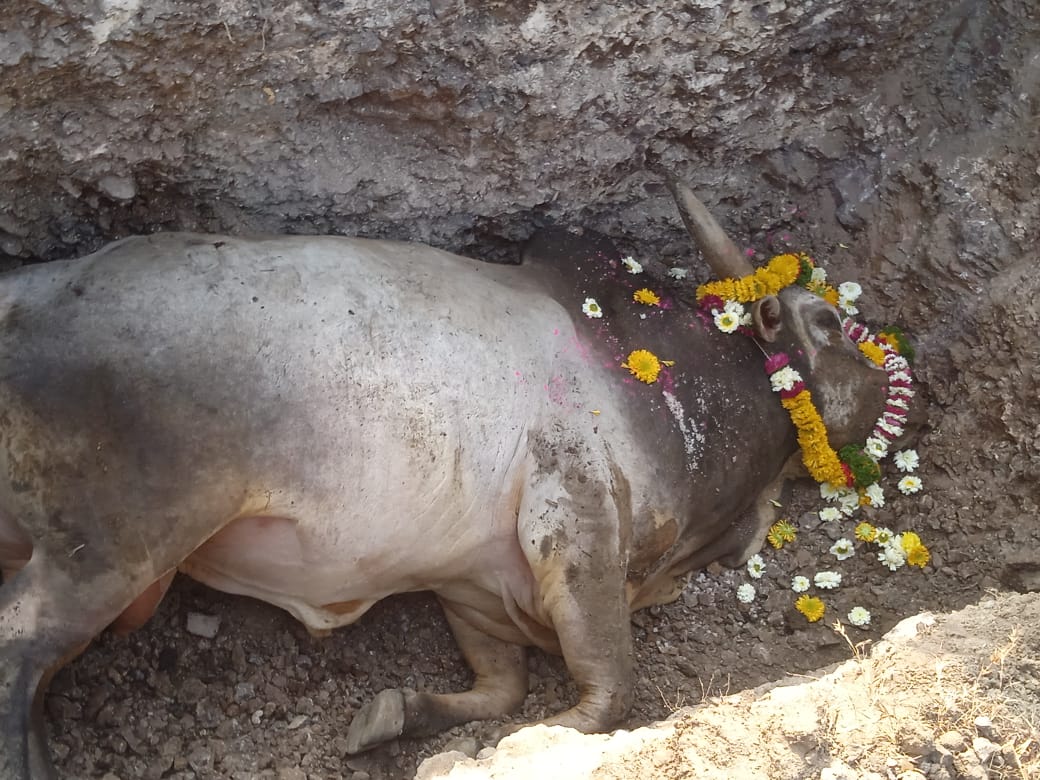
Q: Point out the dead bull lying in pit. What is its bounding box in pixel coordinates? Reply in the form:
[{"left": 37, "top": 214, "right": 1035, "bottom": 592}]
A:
[{"left": 0, "top": 180, "right": 918, "bottom": 778}]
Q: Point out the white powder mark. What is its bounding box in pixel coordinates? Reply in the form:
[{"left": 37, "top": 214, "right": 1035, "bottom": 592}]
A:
[{"left": 663, "top": 391, "right": 704, "bottom": 472}]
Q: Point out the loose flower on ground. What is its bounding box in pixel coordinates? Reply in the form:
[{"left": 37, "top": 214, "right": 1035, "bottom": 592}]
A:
[
  {"left": 747, "top": 554, "right": 766, "bottom": 579},
  {"left": 791, "top": 575, "right": 810, "bottom": 593},
  {"left": 767, "top": 520, "right": 797, "bottom": 549},
  {"left": 829, "top": 538, "right": 855, "bottom": 561},
  {"left": 819, "top": 507, "right": 842, "bottom": 523},
  {"left": 621, "top": 256, "right": 643, "bottom": 274},
  {"left": 633, "top": 288, "right": 660, "bottom": 306},
  {"left": 582, "top": 298, "right": 603, "bottom": 318},
  {"left": 667, "top": 267, "right": 688, "bottom": 280},
  {"left": 737, "top": 583, "right": 756, "bottom": 603},
  {"left": 621, "top": 349, "right": 662, "bottom": 384},
  {"left": 847, "top": 606, "right": 872, "bottom": 627},
  {"left": 898, "top": 475, "right": 923, "bottom": 495},
  {"left": 893, "top": 449, "right": 920, "bottom": 472},
  {"left": 855, "top": 522, "right": 877, "bottom": 542},
  {"left": 814, "top": 571, "right": 842, "bottom": 589},
  {"left": 795, "top": 595, "right": 826, "bottom": 622}
]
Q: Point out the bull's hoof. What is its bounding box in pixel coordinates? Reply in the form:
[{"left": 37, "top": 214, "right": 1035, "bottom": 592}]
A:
[{"left": 344, "top": 689, "right": 407, "bottom": 754}]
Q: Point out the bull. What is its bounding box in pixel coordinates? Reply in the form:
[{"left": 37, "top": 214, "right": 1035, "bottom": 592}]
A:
[{"left": 0, "top": 180, "right": 913, "bottom": 778}]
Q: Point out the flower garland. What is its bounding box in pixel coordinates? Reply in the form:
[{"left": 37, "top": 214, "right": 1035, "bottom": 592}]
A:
[{"left": 700, "top": 254, "right": 918, "bottom": 497}]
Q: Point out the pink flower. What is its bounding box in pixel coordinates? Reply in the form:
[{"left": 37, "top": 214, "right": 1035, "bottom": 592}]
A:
[{"left": 764, "top": 353, "right": 790, "bottom": 374}]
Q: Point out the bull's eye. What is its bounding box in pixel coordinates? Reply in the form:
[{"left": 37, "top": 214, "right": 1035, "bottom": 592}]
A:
[{"left": 814, "top": 308, "right": 841, "bottom": 332}]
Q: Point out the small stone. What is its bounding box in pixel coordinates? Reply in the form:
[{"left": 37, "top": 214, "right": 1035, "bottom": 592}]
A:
[
  {"left": 972, "top": 737, "right": 1000, "bottom": 764},
  {"left": 287, "top": 715, "right": 308, "bottom": 730},
  {"left": 186, "top": 612, "right": 221, "bottom": 638},
  {"left": 973, "top": 715, "right": 996, "bottom": 740},
  {"left": 938, "top": 730, "right": 967, "bottom": 753},
  {"left": 97, "top": 174, "right": 136, "bottom": 201},
  {"left": 276, "top": 768, "right": 306, "bottom": 780},
  {"left": 441, "top": 736, "right": 480, "bottom": 758},
  {"left": 234, "top": 682, "right": 255, "bottom": 701}
]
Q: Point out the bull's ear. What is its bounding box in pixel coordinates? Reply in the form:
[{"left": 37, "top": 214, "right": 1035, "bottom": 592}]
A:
[{"left": 752, "top": 295, "right": 782, "bottom": 342}]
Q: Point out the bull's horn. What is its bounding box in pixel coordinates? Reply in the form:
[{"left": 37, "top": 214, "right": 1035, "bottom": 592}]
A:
[{"left": 665, "top": 178, "right": 751, "bottom": 278}]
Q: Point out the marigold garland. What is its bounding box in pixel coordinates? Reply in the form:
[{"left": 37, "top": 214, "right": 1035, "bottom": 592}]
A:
[
  {"left": 779, "top": 390, "right": 849, "bottom": 488},
  {"left": 695, "top": 253, "right": 802, "bottom": 303}
]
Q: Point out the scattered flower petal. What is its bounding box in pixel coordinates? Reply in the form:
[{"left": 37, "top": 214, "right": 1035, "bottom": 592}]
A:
[{"left": 667, "top": 267, "right": 688, "bottom": 280}]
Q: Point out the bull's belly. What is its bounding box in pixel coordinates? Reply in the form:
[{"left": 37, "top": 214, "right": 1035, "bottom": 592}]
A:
[{"left": 176, "top": 492, "right": 538, "bottom": 637}]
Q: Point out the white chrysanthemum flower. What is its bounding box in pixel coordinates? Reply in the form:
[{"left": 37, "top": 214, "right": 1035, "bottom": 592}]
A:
[
  {"left": 864, "top": 483, "right": 885, "bottom": 508},
  {"left": 814, "top": 571, "right": 842, "bottom": 589},
  {"left": 820, "top": 482, "right": 842, "bottom": 501},
  {"left": 848, "top": 606, "right": 871, "bottom": 627},
  {"left": 894, "top": 449, "right": 919, "bottom": 474},
  {"left": 888, "top": 385, "right": 915, "bottom": 398},
  {"left": 898, "top": 475, "right": 923, "bottom": 495},
  {"left": 621, "top": 256, "right": 643, "bottom": 274},
  {"left": 746, "top": 554, "right": 766, "bottom": 579},
  {"left": 791, "top": 575, "right": 810, "bottom": 593},
  {"left": 769, "top": 366, "right": 803, "bottom": 393},
  {"left": 838, "top": 281, "right": 863, "bottom": 300},
  {"left": 723, "top": 299, "right": 745, "bottom": 316},
  {"left": 884, "top": 355, "right": 909, "bottom": 371},
  {"left": 829, "top": 538, "right": 855, "bottom": 561},
  {"left": 667, "top": 267, "right": 688, "bottom": 280},
  {"left": 879, "top": 545, "right": 906, "bottom": 571},
  {"left": 865, "top": 437, "right": 888, "bottom": 459},
  {"left": 736, "top": 583, "right": 756, "bottom": 603},
  {"left": 811, "top": 267, "right": 827, "bottom": 283},
  {"left": 839, "top": 492, "right": 861, "bottom": 516},
  {"left": 887, "top": 398, "right": 910, "bottom": 410},
  {"left": 739, "top": 312, "right": 753, "bottom": 326},
  {"left": 714, "top": 310, "right": 741, "bottom": 333},
  {"left": 874, "top": 527, "right": 895, "bottom": 546},
  {"left": 581, "top": 298, "right": 603, "bottom": 318},
  {"left": 819, "top": 507, "right": 843, "bottom": 523},
  {"left": 889, "top": 370, "right": 913, "bottom": 384},
  {"left": 839, "top": 299, "right": 859, "bottom": 316}
]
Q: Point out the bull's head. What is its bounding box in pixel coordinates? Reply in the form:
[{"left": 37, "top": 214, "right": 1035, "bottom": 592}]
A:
[{"left": 667, "top": 179, "right": 925, "bottom": 452}]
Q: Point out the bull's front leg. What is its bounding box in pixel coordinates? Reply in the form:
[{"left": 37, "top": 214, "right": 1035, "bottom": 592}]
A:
[
  {"left": 516, "top": 476, "right": 634, "bottom": 733},
  {"left": 343, "top": 601, "right": 528, "bottom": 754}
]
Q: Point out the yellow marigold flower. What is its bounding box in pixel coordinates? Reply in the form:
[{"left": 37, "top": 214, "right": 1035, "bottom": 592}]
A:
[
  {"left": 633, "top": 288, "right": 661, "bottom": 306},
  {"left": 900, "top": 531, "right": 923, "bottom": 553},
  {"left": 767, "top": 520, "right": 797, "bottom": 549},
  {"left": 795, "top": 595, "right": 826, "bottom": 623},
  {"left": 858, "top": 341, "right": 886, "bottom": 366},
  {"left": 823, "top": 288, "right": 840, "bottom": 307},
  {"left": 855, "top": 522, "right": 877, "bottom": 542},
  {"left": 907, "top": 544, "right": 931, "bottom": 568},
  {"left": 622, "top": 349, "right": 661, "bottom": 384}
]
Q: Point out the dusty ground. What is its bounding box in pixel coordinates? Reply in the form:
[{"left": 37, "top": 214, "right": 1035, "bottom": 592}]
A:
[{"left": 417, "top": 592, "right": 1040, "bottom": 779}]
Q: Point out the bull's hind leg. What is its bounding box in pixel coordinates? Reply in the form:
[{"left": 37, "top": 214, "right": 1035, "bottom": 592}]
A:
[{"left": 344, "top": 601, "right": 528, "bottom": 754}]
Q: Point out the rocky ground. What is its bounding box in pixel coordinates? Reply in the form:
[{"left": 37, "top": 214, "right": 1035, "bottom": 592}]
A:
[{"left": 3, "top": 0, "right": 1039, "bottom": 778}]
